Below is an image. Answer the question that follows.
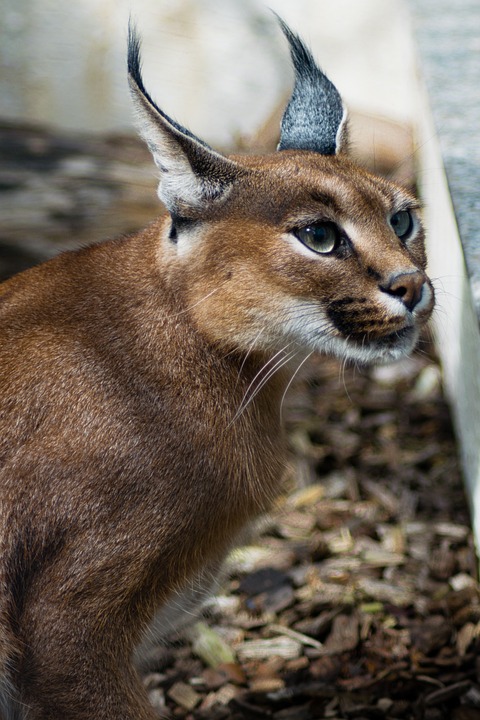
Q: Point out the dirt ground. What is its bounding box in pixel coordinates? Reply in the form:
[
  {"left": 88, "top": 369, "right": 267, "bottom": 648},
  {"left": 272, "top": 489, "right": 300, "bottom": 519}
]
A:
[
  {"left": 139, "top": 343, "right": 480, "bottom": 720},
  {"left": 2, "top": 121, "right": 478, "bottom": 720}
]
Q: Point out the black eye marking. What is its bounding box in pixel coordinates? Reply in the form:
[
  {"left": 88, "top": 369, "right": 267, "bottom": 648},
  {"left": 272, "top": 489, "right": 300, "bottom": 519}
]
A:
[
  {"left": 294, "top": 221, "right": 341, "bottom": 255},
  {"left": 169, "top": 215, "right": 198, "bottom": 244},
  {"left": 169, "top": 222, "right": 178, "bottom": 243},
  {"left": 390, "top": 209, "right": 414, "bottom": 241}
]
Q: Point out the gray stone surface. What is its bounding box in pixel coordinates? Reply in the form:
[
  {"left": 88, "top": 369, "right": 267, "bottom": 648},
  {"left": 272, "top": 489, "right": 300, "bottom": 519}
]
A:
[{"left": 408, "top": 0, "right": 480, "bottom": 321}]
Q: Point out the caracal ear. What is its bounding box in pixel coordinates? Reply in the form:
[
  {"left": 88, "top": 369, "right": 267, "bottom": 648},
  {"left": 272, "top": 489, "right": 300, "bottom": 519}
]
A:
[
  {"left": 276, "top": 17, "right": 348, "bottom": 155},
  {"left": 127, "top": 24, "right": 242, "bottom": 217}
]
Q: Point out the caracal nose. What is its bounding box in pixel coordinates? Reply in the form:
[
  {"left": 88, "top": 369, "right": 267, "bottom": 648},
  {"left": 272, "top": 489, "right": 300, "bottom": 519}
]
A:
[{"left": 380, "top": 270, "right": 425, "bottom": 312}]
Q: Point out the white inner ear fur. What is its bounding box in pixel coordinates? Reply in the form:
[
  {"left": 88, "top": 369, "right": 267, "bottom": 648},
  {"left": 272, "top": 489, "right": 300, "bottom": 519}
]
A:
[
  {"left": 131, "top": 98, "right": 206, "bottom": 211},
  {"left": 335, "top": 107, "right": 349, "bottom": 154},
  {"left": 156, "top": 162, "right": 205, "bottom": 213}
]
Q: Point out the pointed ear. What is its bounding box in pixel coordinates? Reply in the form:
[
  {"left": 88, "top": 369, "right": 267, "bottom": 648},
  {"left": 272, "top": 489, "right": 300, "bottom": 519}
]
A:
[
  {"left": 127, "top": 24, "right": 242, "bottom": 216},
  {"left": 276, "top": 17, "right": 348, "bottom": 155}
]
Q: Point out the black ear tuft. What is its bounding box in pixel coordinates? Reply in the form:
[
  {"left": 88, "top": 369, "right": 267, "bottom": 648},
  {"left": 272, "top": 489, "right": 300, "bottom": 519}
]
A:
[
  {"left": 127, "top": 22, "right": 143, "bottom": 89},
  {"left": 127, "top": 21, "right": 212, "bottom": 152},
  {"left": 127, "top": 21, "right": 243, "bottom": 216},
  {"left": 276, "top": 17, "right": 348, "bottom": 155}
]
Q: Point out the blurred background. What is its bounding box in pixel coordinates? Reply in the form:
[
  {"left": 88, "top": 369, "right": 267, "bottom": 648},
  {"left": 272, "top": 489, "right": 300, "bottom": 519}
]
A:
[
  {"left": 1, "top": 0, "right": 415, "bottom": 138},
  {"left": 3, "top": 4, "right": 480, "bottom": 715},
  {"left": 0, "top": 0, "right": 417, "bottom": 278}
]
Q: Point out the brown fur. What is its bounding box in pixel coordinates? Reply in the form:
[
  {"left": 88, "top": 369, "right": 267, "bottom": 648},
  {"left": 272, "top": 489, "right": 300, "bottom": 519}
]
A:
[{"left": 0, "top": 31, "right": 435, "bottom": 720}]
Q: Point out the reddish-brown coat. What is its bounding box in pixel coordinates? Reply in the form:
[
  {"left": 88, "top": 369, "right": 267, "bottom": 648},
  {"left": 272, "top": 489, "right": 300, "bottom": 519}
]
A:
[{"left": 0, "top": 149, "right": 433, "bottom": 718}]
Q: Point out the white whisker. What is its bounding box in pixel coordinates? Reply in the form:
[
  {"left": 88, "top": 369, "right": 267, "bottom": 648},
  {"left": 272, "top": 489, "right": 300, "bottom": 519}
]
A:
[
  {"left": 229, "top": 346, "right": 297, "bottom": 425},
  {"left": 280, "top": 351, "right": 314, "bottom": 419},
  {"left": 235, "top": 326, "right": 267, "bottom": 388},
  {"left": 170, "top": 284, "right": 225, "bottom": 318}
]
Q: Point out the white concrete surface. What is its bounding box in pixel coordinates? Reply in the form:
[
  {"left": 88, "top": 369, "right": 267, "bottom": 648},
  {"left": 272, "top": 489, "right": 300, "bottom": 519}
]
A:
[{"left": 1, "top": 0, "right": 415, "bottom": 145}]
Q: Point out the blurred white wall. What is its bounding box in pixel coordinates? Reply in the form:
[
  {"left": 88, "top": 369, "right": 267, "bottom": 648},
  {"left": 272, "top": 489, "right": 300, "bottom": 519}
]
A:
[{"left": 0, "top": 0, "right": 415, "bottom": 145}]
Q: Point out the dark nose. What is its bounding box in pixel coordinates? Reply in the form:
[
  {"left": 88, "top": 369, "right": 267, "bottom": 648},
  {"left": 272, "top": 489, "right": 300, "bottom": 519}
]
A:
[{"left": 380, "top": 271, "right": 425, "bottom": 312}]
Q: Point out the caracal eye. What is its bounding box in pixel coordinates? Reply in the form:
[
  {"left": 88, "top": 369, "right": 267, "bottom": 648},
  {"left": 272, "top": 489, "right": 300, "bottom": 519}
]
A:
[
  {"left": 390, "top": 209, "right": 414, "bottom": 241},
  {"left": 294, "top": 222, "right": 340, "bottom": 255}
]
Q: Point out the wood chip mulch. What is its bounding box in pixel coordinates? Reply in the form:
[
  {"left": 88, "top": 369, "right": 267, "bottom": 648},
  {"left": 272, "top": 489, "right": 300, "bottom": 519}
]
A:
[
  {"left": 139, "top": 345, "right": 480, "bottom": 720},
  {"left": 4, "top": 120, "right": 476, "bottom": 720}
]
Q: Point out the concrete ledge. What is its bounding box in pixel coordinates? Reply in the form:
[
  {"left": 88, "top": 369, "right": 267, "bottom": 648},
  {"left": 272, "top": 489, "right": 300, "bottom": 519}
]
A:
[{"left": 408, "top": 0, "right": 480, "bottom": 546}]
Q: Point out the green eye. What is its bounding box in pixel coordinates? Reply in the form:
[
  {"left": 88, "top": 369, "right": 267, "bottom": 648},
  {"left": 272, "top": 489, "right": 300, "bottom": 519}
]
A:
[
  {"left": 294, "top": 222, "right": 340, "bottom": 255},
  {"left": 390, "top": 210, "right": 414, "bottom": 240}
]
